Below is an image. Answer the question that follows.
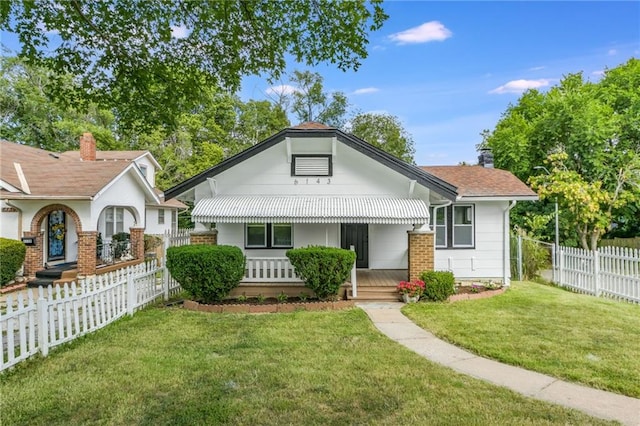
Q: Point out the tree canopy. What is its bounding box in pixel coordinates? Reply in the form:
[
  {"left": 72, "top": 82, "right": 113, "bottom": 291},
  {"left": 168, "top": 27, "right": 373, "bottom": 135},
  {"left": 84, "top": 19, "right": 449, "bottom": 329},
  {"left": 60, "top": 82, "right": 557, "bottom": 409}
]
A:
[
  {"left": 483, "top": 58, "right": 640, "bottom": 246},
  {"left": 347, "top": 112, "right": 415, "bottom": 163},
  {"left": 1, "top": 0, "right": 387, "bottom": 129},
  {"left": 289, "top": 70, "right": 349, "bottom": 128}
]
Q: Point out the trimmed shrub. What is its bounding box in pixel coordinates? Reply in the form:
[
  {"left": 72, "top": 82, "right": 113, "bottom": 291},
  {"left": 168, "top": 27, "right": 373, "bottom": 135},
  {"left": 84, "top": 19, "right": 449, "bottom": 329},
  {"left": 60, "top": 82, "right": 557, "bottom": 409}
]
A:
[
  {"left": 111, "top": 232, "right": 130, "bottom": 259},
  {"left": 166, "top": 244, "right": 245, "bottom": 303},
  {"left": 0, "top": 238, "right": 26, "bottom": 286},
  {"left": 286, "top": 246, "right": 356, "bottom": 300},
  {"left": 420, "top": 270, "right": 455, "bottom": 302}
]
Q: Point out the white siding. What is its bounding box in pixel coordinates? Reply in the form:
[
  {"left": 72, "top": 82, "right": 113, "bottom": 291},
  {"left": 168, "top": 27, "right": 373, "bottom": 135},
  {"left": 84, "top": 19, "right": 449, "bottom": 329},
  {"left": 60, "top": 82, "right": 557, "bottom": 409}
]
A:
[
  {"left": 145, "top": 207, "right": 179, "bottom": 235},
  {"left": 369, "top": 224, "right": 411, "bottom": 269},
  {"left": 134, "top": 156, "right": 156, "bottom": 188},
  {"left": 0, "top": 201, "right": 20, "bottom": 240},
  {"left": 435, "top": 201, "right": 507, "bottom": 280}
]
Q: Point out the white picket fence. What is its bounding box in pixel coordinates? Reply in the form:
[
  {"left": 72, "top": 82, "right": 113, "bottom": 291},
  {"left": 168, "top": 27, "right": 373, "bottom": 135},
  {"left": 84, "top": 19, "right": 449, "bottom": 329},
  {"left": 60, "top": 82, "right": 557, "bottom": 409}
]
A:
[
  {"left": 557, "top": 245, "right": 640, "bottom": 304},
  {"left": 0, "top": 260, "right": 181, "bottom": 372}
]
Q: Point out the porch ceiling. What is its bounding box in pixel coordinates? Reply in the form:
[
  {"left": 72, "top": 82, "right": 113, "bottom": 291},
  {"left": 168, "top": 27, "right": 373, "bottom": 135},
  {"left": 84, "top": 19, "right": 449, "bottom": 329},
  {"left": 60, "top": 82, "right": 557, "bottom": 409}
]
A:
[{"left": 192, "top": 196, "right": 430, "bottom": 224}]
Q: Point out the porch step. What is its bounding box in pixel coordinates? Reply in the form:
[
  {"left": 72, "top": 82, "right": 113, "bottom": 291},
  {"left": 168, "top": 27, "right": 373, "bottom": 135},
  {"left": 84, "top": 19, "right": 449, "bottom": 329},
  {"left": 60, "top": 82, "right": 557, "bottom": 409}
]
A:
[
  {"left": 28, "top": 278, "right": 56, "bottom": 288},
  {"left": 35, "top": 262, "right": 77, "bottom": 279},
  {"left": 346, "top": 287, "right": 401, "bottom": 302}
]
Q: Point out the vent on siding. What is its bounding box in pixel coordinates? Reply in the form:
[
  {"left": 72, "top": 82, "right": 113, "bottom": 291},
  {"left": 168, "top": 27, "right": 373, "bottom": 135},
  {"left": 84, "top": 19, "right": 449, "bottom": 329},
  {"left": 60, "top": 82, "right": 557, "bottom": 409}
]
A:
[{"left": 293, "top": 156, "right": 331, "bottom": 176}]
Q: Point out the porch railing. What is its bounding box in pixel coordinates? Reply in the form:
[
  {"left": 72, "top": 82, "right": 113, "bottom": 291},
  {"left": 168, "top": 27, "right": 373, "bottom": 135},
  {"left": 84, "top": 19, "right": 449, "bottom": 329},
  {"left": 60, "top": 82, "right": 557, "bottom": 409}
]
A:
[
  {"left": 97, "top": 241, "right": 132, "bottom": 265},
  {"left": 243, "top": 257, "right": 302, "bottom": 283}
]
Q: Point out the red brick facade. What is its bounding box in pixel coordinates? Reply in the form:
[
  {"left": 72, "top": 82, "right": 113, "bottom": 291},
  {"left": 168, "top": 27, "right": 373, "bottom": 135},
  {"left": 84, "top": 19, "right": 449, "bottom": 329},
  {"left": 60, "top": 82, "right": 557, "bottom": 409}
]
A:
[
  {"left": 77, "top": 231, "right": 97, "bottom": 276},
  {"left": 129, "top": 227, "right": 145, "bottom": 260},
  {"left": 24, "top": 204, "right": 83, "bottom": 277},
  {"left": 190, "top": 230, "right": 218, "bottom": 245},
  {"left": 407, "top": 230, "right": 435, "bottom": 282}
]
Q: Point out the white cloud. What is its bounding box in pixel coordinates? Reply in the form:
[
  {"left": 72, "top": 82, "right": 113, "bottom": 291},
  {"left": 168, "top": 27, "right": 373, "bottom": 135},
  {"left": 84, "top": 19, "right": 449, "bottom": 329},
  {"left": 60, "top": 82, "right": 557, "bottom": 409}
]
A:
[
  {"left": 265, "top": 84, "right": 298, "bottom": 96},
  {"left": 489, "top": 79, "right": 550, "bottom": 94},
  {"left": 389, "top": 21, "right": 452, "bottom": 44},
  {"left": 608, "top": 49, "right": 617, "bottom": 56},
  {"left": 352, "top": 87, "right": 380, "bottom": 95},
  {"left": 171, "top": 25, "right": 189, "bottom": 39}
]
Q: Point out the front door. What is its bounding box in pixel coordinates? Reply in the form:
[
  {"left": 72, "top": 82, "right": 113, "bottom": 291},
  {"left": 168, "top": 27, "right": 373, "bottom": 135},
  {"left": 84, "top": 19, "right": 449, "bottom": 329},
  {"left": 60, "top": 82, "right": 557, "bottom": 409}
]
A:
[
  {"left": 341, "top": 224, "right": 369, "bottom": 268},
  {"left": 47, "top": 210, "right": 66, "bottom": 262}
]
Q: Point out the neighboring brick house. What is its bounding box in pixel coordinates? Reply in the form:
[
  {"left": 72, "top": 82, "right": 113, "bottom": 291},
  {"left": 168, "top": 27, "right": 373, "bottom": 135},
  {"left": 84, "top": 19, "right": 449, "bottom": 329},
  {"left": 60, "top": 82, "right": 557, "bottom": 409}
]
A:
[
  {"left": 165, "top": 122, "right": 537, "bottom": 296},
  {"left": 0, "top": 133, "right": 185, "bottom": 278}
]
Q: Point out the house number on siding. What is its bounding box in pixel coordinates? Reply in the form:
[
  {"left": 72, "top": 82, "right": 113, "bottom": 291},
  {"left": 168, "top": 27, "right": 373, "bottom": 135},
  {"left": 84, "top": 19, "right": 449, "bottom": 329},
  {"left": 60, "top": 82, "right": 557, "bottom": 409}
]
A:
[{"left": 293, "top": 178, "right": 331, "bottom": 185}]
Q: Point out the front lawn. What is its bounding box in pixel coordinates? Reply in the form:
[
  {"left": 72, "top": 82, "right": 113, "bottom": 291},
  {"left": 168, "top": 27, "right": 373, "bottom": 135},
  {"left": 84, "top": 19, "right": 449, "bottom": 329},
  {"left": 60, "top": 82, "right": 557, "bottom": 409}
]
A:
[
  {"left": 0, "top": 307, "right": 610, "bottom": 425},
  {"left": 403, "top": 281, "right": 640, "bottom": 398}
]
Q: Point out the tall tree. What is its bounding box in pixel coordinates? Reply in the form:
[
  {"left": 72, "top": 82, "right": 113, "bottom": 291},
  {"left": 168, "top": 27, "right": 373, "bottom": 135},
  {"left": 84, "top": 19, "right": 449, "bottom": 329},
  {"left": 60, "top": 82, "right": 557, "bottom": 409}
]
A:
[
  {"left": 0, "top": 56, "right": 122, "bottom": 151},
  {"left": 347, "top": 113, "right": 415, "bottom": 163},
  {"left": 289, "top": 70, "right": 349, "bottom": 128},
  {"left": 233, "top": 100, "right": 290, "bottom": 149},
  {"left": 482, "top": 58, "right": 640, "bottom": 245},
  {"left": 1, "top": 1, "right": 387, "bottom": 129}
]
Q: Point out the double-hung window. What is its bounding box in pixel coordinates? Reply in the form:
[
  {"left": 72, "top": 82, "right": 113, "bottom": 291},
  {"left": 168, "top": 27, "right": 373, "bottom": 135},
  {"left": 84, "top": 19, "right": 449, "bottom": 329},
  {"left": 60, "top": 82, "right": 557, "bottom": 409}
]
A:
[
  {"left": 105, "top": 207, "right": 124, "bottom": 238},
  {"left": 429, "top": 204, "right": 475, "bottom": 248},
  {"left": 158, "top": 209, "right": 165, "bottom": 225},
  {"left": 246, "top": 223, "right": 293, "bottom": 248}
]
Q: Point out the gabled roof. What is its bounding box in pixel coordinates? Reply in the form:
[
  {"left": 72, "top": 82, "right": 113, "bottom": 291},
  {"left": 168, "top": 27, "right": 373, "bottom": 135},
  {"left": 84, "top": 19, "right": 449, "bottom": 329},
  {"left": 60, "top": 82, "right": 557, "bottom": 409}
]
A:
[
  {"left": 59, "top": 149, "right": 162, "bottom": 169},
  {"left": 165, "top": 123, "right": 459, "bottom": 201},
  {"left": 0, "top": 140, "right": 159, "bottom": 203},
  {"left": 422, "top": 166, "right": 537, "bottom": 199}
]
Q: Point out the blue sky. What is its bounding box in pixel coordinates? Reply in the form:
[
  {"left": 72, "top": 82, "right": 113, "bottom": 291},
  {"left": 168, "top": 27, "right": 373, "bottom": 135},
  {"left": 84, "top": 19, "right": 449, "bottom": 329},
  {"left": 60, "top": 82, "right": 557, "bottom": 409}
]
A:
[
  {"left": 241, "top": 1, "right": 640, "bottom": 166},
  {"left": 1, "top": 2, "right": 638, "bottom": 166}
]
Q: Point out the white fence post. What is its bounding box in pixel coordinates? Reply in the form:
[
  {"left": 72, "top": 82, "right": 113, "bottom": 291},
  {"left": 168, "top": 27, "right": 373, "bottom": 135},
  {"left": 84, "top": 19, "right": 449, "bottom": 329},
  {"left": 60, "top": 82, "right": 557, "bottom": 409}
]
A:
[
  {"left": 127, "top": 273, "right": 136, "bottom": 316},
  {"left": 350, "top": 245, "right": 357, "bottom": 298},
  {"left": 37, "top": 295, "right": 49, "bottom": 357},
  {"left": 593, "top": 249, "right": 601, "bottom": 297},
  {"left": 551, "top": 244, "right": 557, "bottom": 283},
  {"left": 558, "top": 247, "right": 564, "bottom": 286},
  {"left": 517, "top": 234, "right": 523, "bottom": 281}
]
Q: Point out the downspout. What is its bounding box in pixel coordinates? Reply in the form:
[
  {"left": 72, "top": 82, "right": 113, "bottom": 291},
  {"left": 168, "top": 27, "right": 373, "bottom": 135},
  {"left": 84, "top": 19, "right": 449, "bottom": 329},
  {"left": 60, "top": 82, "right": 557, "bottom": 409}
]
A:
[{"left": 503, "top": 200, "right": 517, "bottom": 287}]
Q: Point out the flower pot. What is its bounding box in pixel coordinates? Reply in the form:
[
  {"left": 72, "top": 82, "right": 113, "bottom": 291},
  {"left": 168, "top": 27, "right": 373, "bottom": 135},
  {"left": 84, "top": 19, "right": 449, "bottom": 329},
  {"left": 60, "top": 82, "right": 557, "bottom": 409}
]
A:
[{"left": 401, "top": 293, "right": 419, "bottom": 303}]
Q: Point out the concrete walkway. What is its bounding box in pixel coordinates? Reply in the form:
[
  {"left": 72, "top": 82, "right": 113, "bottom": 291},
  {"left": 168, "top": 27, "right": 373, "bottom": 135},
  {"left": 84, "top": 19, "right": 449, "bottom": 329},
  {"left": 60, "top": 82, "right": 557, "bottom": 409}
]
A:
[{"left": 357, "top": 302, "right": 640, "bottom": 426}]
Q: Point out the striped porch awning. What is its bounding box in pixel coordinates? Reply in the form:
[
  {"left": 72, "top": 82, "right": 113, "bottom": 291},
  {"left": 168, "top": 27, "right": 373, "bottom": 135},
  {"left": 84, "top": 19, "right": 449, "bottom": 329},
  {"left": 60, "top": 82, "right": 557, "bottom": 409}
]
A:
[{"left": 192, "top": 196, "right": 430, "bottom": 224}]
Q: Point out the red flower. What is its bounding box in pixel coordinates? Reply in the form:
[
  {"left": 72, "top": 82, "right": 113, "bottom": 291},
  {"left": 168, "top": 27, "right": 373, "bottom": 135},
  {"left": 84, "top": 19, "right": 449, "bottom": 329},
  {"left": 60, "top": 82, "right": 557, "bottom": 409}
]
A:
[{"left": 396, "top": 280, "right": 425, "bottom": 297}]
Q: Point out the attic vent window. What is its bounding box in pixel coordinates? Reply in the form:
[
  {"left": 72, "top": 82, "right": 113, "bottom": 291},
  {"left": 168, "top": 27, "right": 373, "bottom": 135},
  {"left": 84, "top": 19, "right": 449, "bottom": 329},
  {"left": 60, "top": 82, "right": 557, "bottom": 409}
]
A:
[{"left": 292, "top": 155, "right": 332, "bottom": 177}]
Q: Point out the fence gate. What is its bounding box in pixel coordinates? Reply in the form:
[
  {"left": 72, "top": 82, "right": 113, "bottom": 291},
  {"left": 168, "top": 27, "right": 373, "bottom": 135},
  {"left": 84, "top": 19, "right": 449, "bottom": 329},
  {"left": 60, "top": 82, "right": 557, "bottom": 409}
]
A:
[{"left": 512, "top": 235, "right": 556, "bottom": 282}]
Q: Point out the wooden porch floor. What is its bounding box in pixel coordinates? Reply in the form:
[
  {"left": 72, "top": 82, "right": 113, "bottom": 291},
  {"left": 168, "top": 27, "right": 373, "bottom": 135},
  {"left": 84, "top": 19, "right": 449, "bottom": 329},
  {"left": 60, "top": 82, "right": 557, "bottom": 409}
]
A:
[{"left": 348, "top": 269, "right": 408, "bottom": 287}]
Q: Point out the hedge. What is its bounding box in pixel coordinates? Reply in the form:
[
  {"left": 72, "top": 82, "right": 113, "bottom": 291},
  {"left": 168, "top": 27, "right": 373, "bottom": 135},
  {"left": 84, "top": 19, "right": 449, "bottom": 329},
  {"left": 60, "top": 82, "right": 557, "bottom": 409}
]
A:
[
  {"left": 286, "top": 246, "right": 356, "bottom": 300},
  {"left": 166, "top": 244, "right": 245, "bottom": 303},
  {"left": 0, "top": 238, "right": 26, "bottom": 286},
  {"left": 419, "top": 270, "right": 456, "bottom": 302}
]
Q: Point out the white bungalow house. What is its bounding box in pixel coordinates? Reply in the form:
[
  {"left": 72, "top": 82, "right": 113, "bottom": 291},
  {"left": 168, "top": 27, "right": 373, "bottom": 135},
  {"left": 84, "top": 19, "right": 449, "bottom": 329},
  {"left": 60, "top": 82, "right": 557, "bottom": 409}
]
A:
[
  {"left": 165, "top": 122, "right": 537, "bottom": 299},
  {"left": 0, "top": 133, "right": 185, "bottom": 280}
]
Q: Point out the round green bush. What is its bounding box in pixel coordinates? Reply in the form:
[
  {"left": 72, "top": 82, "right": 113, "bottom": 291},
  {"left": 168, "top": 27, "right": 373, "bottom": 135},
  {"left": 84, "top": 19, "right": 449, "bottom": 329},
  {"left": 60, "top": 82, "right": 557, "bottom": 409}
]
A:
[
  {"left": 419, "top": 270, "right": 455, "bottom": 302},
  {"left": 286, "top": 246, "right": 356, "bottom": 300},
  {"left": 0, "top": 238, "right": 26, "bottom": 286},
  {"left": 166, "top": 244, "right": 245, "bottom": 303}
]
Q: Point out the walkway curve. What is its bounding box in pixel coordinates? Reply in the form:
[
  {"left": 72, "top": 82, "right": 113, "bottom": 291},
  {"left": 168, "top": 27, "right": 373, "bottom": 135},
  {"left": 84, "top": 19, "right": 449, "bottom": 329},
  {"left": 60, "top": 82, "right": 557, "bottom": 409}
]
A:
[{"left": 357, "top": 302, "right": 640, "bottom": 426}]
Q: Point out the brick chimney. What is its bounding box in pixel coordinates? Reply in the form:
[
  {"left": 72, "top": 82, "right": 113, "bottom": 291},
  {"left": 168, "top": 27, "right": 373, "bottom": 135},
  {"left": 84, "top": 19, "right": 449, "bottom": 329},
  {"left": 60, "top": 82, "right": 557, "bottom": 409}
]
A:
[{"left": 80, "top": 132, "right": 96, "bottom": 161}]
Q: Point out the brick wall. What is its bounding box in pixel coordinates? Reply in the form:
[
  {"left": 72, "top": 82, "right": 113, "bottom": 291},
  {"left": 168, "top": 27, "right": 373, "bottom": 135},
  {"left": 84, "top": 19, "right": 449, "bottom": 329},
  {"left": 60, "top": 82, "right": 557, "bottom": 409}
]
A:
[
  {"left": 190, "top": 230, "right": 218, "bottom": 245},
  {"left": 77, "top": 231, "right": 97, "bottom": 276},
  {"left": 129, "top": 227, "right": 145, "bottom": 260},
  {"left": 23, "top": 231, "right": 44, "bottom": 278},
  {"left": 407, "top": 230, "right": 435, "bottom": 282},
  {"left": 79, "top": 132, "right": 96, "bottom": 161}
]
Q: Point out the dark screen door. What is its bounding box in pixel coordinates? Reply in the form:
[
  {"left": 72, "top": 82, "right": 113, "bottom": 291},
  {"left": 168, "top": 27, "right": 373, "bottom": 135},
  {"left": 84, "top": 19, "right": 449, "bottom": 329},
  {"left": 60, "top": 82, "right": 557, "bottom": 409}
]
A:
[{"left": 341, "top": 224, "right": 368, "bottom": 268}]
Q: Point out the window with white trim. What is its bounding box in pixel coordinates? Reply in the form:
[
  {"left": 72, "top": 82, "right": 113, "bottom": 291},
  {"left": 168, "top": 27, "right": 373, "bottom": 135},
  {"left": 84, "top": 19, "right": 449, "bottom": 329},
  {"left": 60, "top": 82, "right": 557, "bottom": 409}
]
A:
[
  {"left": 429, "top": 206, "right": 447, "bottom": 248},
  {"left": 292, "top": 155, "right": 332, "bottom": 176},
  {"left": 245, "top": 223, "right": 293, "bottom": 248},
  {"left": 158, "top": 209, "right": 165, "bottom": 225},
  {"left": 453, "top": 205, "right": 474, "bottom": 247},
  {"left": 105, "top": 207, "right": 124, "bottom": 238},
  {"left": 429, "top": 204, "right": 475, "bottom": 249},
  {"left": 171, "top": 210, "right": 178, "bottom": 231}
]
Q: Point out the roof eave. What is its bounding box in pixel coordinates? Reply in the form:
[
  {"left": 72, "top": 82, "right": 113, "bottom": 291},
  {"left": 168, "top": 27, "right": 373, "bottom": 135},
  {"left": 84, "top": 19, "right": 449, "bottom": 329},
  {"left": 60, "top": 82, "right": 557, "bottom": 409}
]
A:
[{"left": 457, "top": 195, "right": 539, "bottom": 201}]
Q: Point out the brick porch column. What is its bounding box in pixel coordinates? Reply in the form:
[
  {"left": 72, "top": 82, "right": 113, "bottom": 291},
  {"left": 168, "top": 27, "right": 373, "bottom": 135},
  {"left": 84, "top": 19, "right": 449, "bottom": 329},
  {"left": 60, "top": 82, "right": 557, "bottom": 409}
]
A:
[
  {"left": 190, "top": 230, "right": 218, "bottom": 245},
  {"left": 77, "top": 231, "right": 97, "bottom": 277},
  {"left": 129, "top": 227, "right": 145, "bottom": 260},
  {"left": 407, "top": 229, "right": 435, "bottom": 282},
  {"left": 23, "top": 230, "right": 44, "bottom": 278}
]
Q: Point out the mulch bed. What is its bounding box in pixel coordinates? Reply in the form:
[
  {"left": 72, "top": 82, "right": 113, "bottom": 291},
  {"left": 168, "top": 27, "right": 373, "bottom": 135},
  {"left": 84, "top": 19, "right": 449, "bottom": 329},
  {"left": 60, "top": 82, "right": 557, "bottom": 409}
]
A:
[
  {"left": 448, "top": 286, "right": 506, "bottom": 302},
  {"left": 183, "top": 298, "right": 354, "bottom": 314}
]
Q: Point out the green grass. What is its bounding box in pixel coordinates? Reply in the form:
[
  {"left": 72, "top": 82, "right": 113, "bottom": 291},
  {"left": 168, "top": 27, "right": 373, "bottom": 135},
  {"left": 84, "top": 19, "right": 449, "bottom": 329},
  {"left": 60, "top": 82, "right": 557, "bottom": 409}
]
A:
[
  {"left": 0, "top": 307, "right": 612, "bottom": 425},
  {"left": 403, "top": 281, "right": 640, "bottom": 398}
]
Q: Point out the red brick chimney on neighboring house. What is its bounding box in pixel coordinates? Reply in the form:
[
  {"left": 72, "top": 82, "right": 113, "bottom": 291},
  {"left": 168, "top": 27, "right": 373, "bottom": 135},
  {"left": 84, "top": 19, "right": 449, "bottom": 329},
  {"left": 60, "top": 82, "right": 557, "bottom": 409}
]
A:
[{"left": 79, "top": 132, "right": 96, "bottom": 161}]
